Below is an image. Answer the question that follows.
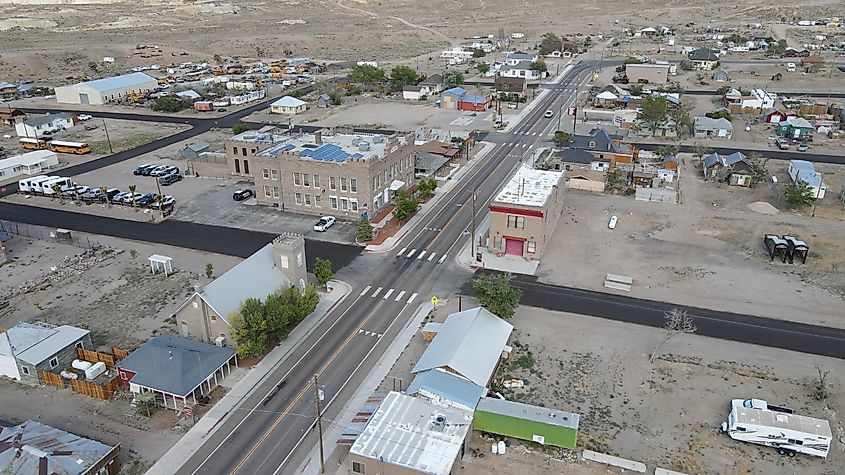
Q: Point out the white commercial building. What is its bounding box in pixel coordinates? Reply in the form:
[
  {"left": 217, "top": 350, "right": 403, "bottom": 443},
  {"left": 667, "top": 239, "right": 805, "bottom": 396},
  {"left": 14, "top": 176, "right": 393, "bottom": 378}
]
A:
[
  {"left": 439, "top": 47, "right": 474, "bottom": 60},
  {"left": 0, "top": 150, "right": 59, "bottom": 180},
  {"left": 15, "top": 113, "right": 74, "bottom": 138},
  {"left": 55, "top": 72, "right": 158, "bottom": 105}
]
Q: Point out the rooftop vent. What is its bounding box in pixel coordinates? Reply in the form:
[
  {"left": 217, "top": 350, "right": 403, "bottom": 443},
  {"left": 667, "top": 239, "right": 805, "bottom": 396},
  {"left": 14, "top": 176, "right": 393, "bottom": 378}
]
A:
[{"left": 358, "top": 141, "right": 370, "bottom": 151}]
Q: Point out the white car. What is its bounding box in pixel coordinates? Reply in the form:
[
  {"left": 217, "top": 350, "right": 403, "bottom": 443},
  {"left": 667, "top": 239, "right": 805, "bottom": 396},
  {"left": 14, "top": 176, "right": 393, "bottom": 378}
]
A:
[
  {"left": 544, "top": 110, "right": 554, "bottom": 118},
  {"left": 77, "top": 114, "right": 93, "bottom": 121},
  {"left": 121, "top": 192, "right": 145, "bottom": 204},
  {"left": 608, "top": 215, "right": 618, "bottom": 229},
  {"left": 151, "top": 195, "right": 175, "bottom": 209},
  {"left": 313, "top": 216, "right": 336, "bottom": 232}
]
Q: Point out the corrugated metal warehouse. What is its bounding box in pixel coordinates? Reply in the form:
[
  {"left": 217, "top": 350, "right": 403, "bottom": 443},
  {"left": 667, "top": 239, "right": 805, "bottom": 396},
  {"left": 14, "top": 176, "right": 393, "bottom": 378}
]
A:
[{"left": 55, "top": 72, "right": 158, "bottom": 105}]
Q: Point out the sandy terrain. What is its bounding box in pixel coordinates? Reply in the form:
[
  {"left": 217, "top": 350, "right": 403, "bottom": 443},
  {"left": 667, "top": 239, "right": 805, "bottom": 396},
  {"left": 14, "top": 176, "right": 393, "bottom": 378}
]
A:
[{"left": 537, "top": 157, "right": 845, "bottom": 328}]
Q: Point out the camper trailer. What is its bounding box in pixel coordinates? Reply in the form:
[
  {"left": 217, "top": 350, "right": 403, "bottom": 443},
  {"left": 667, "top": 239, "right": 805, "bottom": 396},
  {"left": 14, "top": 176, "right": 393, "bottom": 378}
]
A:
[
  {"left": 720, "top": 398, "right": 832, "bottom": 458},
  {"left": 28, "top": 175, "right": 61, "bottom": 194},
  {"left": 18, "top": 175, "right": 51, "bottom": 193},
  {"left": 39, "top": 177, "right": 74, "bottom": 195}
]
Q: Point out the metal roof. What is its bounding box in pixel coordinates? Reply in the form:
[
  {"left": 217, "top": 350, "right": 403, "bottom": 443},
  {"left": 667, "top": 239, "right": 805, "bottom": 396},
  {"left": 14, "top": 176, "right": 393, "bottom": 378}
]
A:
[
  {"left": 0, "top": 150, "right": 58, "bottom": 169},
  {"left": 75, "top": 72, "right": 157, "bottom": 92},
  {"left": 694, "top": 116, "right": 733, "bottom": 131},
  {"left": 493, "top": 164, "right": 563, "bottom": 208},
  {"left": 406, "top": 369, "right": 487, "bottom": 410},
  {"left": 0, "top": 420, "right": 116, "bottom": 475},
  {"left": 703, "top": 151, "right": 747, "bottom": 170},
  {"left": 116, "top": 335, "right": 235, "bottom": 397},
  {"left": 441, "top": 87, "right": 466, "bottom": 97},
  {"left": 553, "top": 148, "right": 597, "bottom": 165},
  {"left": 476, "top": 397, "right": 580, "bottom": 430},
  {"left": 689, "top": 47, "right": 719, "bottom": 61},
  {"left": 271, "top": 96, "right": 306, "bottom": 108},
  {"left": 411, "top": 307, "right": 513, "bottom": 387},
  {"left": 23, "top": 113, "right": 73, "bottom": 128},
  {"left": 570, "top": 127, "right": 626, "bottom": 154},
  {"left": 0, "top": 322, "right": 89, "bottom": 366},
  {"left": 349, "top": 391, "right": 472, "bottom": 475},
  {"left": 198, "top": 242, "right": 292, "bottom": 323}
]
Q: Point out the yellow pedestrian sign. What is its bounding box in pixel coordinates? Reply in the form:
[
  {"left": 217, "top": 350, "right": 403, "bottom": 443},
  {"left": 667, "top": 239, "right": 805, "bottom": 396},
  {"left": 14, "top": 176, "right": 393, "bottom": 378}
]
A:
[{"left": 431, "top": 296, "right": 439, "bottom": 306}]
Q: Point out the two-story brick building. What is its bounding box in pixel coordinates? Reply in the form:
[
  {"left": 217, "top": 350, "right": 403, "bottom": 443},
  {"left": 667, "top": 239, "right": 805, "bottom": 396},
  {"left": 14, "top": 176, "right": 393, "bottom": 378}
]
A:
[{"left": 226, "top": 127, "right": 415, "bottom": 220}]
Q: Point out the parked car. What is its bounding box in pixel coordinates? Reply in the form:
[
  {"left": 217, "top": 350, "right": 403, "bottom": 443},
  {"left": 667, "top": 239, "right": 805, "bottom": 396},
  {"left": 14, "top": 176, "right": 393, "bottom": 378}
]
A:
[
  {"left": 136, "top": 193, "right": 156, "bottom": 207},
  {"left": 150, "top": 165, "right": 179, "bottom": 177},
  {"left": 104, "top": 188, "right": 121, "bottom": 201},
  {"left": 77, "top": 114, "right": 93, "bottom": 121},
  {"left": 139, "top": 165, "right": 160, "bottom": 176},
  {"left": 151, "top": 195, "right": 175, "bottom": 209},
  {"left": 112, "top": 191, "right": 131, "bottom": 203},
  {"left": 313, "top": 216, "right": 336, "bottom": 232},
  {"left": 159, "top": 172, "right": 182, "bottom": 186},
  {"left": 797, "top": 143, "right": 809, "bottom": 152},
  {"left": 608, "top": 215, "right": 618, "bottom": 229},
  {"left": 63, "top": 185, "right": 90, "bottom": 197},
  {"left": 233, "top": 189, "right": 254, "bottom": 201},
  {"left": 133, "top": 164, "right": 155, "bottom": 175},
  {"left": 121, "top": 192, "right": 145, "bottom": 204},
  {"left": 776, "top": 138, "right": 790, "bottom": 150},
  {"left": 84, "top": 189, "right": 106, "bottom": 202}
]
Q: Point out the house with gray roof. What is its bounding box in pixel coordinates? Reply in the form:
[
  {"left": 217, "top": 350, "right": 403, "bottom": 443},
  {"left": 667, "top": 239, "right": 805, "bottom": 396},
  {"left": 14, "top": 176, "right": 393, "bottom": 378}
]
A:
[
  {"left": 0, "top": 420, "right": 121, "bottom": 475},
  {"left": 116, "top": 335, "right": 237, "bottom": 411},
  {"left": 412, "top": 306, "right": 513, "bottom": 388},
  {"left": 171, "top": 234, "right": 308, "bottom": 346},
  {"left": 14, "top": 112, "right": 75, "bottom": 139},
  {"left": 688, "top": 47, "right": 719, "bottom": 70},
  {"left": 55, "top": 72, "right": 157, "bottom": 105},
  {"left": 180, "top": 140, "right": 209, "bottom": 160},
  {"left": 501, "top": 60, "right": 544, "bottom": 80},
  {"left": 702, "top": 151, "right": 753, "bottom": 186},
  {"left": 406, "top": 369, "right": 487, "bottom": 410},
  {"left": 693, "top": 116, "right": 733, "bottom": 139},
  {"left": 569, "top": 127, "right": 635, "bottom": 167},
  {"left": 0, "top": 322, "right": 92, "bottom": 385}
]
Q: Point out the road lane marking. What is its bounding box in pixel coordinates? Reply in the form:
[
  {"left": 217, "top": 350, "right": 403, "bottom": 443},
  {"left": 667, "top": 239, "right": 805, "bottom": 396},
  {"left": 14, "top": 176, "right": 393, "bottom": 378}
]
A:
[
  {"left": 396, "top": 247, "right": 407, "bottom": 257},
  {"left": 383, "top": 288, "right": 394, "bottom": 300},
  {"left": 417, "top": 250, "right": 427, "bottom": 260},
  {"left": 427, "top": 253, "right": 435, "bottom": 261},
  {"left": 407, "top": 248, "right": 417, "bottom": 258},
  {"left": 394, "top": 290, "right": 406, "bottom": 302},
  {"left": 407, "top": 292, "right": 418, "bottom": 304},
  {"left": 359, "top": 285, "right": 371, "bottom": 297},
  {"left": 439, "top": 253, "right": 448, "bottom": 264},
  {"left": 371, "top": 287, "right": 382, "bottom": 298}
]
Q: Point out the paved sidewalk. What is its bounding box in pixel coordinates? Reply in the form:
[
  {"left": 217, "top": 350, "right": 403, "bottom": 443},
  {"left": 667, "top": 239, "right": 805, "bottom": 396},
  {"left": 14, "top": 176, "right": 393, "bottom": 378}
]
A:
[
  {"left": 295, "top": 301, "right": 435, "bottom": 475},
  {"left": 146, "top": 279, "right": 352, "bottom": 475},
  {"left": 364, "top": 141, "right": 498, "bottom": 253}
]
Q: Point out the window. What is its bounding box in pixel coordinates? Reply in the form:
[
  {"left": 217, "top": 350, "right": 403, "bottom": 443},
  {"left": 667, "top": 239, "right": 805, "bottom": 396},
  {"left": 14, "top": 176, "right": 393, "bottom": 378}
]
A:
[
  {"left": 294, "top": 193, "right": 302, "bottom": 205},
  {"left": 293, "top": 172, "right": 301, "bottom": 186},
  {"left": 271, "top": 169, "right": 278, "bottom": 180},
  {"left": 588, "top": 141, "right": 596, "bottom": 148},
  {"left": 241, "top": 147, "right": 247, "bottom": 156},
  {"left": 350, "top": 199, "right": 358, "bottom": 212},
  {"left": 350, "top": 178, "right": 357, "bottom": 193},
  {"left": 304, "top": 194, "right": 311, "bottom": 206},
  {"left": 527, "top": 241, "right": 536, "bottom": 253},
  {"left": 296, "top": 252, "right": 303, "bottom": 267},
  {"left": 21, "top": 366, "right": 30, "bottom": 376},
  {"left": 264, "top": 185, "right": 271, "bottom": 197},
  {"left": 210, "top": 314, "right": 217, "bottom": 321},
  {"left": 313, "top": 174, "right": 320, "bottom": 187},
  {"left": 75, "top": 341, "right": 84, "bottom": 349},
  {"left": 330, "top": 196, "right": 338, "bottom": 209},
  {"left": 233, "top": 146, "right": 239, "bottom": 155},
  {"left": 352, "top": 462, "right": 365, "bottom": 474},
  {"left": 493, "top": 236, "right": 502, "bottom": 249},
  {"left": 280, "top": 255, "right": 289, "bottom": 268},
  {"left": 340, "top": 177, "right": 347, "bottom": 192},
  {"left": 234, "top": 159, "right": 240, "bottom": 173},
  {"left": 303, "top": 174, "right": 310, "bottom": 186},
  {"left": 243, "top": 160, "right": 249, "bottom": 174},
  {"left": 507, "top": 215, "right": 524, "bottom": 229},
  {"left": 329, "top": 176, "right": 336, "bottom": 190},
  {"left": 340, "top": 198, "right": 348, "bottom": 211},
  {"left": 314, "top": 196, "right": 321, "bottom": 207},
  {"left": 272, "top": 186, "right": 280, "bottom": 198},
  {"left": 262, "top": 168, "right": 270, "bottom": 179},
  {"left": 49, "top": 357, "right": 59, "bottom": 369}
]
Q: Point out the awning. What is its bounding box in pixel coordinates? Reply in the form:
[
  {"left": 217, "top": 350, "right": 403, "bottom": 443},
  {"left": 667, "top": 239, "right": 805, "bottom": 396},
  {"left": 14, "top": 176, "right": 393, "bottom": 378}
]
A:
[{"left": 389, "top": 180, "right": 405, "bottom": 191}]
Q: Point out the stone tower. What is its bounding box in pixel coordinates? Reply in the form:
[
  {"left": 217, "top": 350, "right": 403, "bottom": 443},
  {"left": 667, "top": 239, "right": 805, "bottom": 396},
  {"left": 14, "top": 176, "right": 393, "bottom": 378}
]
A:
[{"left": 272, "top": 233, "right": 308, "bottom": 291}]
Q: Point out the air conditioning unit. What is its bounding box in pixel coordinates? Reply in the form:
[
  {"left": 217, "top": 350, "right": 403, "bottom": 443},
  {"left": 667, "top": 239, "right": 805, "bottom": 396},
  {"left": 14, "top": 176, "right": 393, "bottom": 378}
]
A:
[{"left": 214, "top": 335, "right": 226, "bottom": 347}]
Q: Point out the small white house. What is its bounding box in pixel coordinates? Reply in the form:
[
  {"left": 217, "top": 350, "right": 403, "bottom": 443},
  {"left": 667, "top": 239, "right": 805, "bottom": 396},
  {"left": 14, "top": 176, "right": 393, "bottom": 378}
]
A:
[
  {"left": 439, "top": 47, "right": 473, "bottom": 60},
  {"left": 270, "top": 96, "right": 307, "bottom": 115},
  {"left": 1, "top": 150, "right": 59, "bottom": 180},
  {"left": 500, "top": 61, "right": 543, "bottom": 80},
  {"left": 788, "top": 160, "right": 826, "bottom": 199},
  {"left": 15, "top": 113, "right": 75, "bottom": 138}
]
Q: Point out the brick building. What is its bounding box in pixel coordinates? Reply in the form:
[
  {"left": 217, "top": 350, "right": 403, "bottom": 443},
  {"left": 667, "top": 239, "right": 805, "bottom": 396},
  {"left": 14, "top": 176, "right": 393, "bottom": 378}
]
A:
[{"left": 226, "top": 127, "right": 415, "bottom": 219}]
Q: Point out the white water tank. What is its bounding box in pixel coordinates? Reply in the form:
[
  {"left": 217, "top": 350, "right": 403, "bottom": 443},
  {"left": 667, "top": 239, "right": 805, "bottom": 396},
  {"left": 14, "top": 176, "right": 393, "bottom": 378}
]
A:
[
  {"left": 72, "top": 360, "right": 93, "bottom": 371},
  {"left": 85, "top": 361, "right": 107, "bottom": 380}
]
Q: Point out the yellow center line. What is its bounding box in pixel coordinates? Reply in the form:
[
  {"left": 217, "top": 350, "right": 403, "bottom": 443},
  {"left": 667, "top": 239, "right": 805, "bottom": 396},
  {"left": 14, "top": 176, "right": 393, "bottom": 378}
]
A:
[{"left": 229, "top": 299, "right": 387, "bottom": 474}]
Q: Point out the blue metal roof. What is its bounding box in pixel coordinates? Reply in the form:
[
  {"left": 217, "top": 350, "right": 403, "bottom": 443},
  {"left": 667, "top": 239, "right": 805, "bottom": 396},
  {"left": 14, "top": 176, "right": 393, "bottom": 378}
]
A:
[
  {"left": 79, "top": 72, "right": 157, "bottom": 92},
  {"left": 300, "top": 143, "right": 363, "bottom": 162},
  {"left": 441, "top": 87, "right": 466, "bottom": 97},
  {"left": 461, "top": 94, "right": 488, "bottom": 104},
  {"left": 406, "top": 369, "right": 487, "bottom": 409}
]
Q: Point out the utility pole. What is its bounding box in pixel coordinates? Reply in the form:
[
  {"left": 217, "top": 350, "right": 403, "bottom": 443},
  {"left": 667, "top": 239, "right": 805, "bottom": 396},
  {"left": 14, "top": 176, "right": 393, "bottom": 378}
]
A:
[
  {"left": 313, "top": 374, "right": 325, "bottom": 474},
  {"left": 470, "top": 189, "right": 477, "bottom": 262},
  {"left": 154, "top": 175, "right": 165, "bottom": 220},
  {"left": 102, "top": 119, "right": 114, "bottom": 154}
]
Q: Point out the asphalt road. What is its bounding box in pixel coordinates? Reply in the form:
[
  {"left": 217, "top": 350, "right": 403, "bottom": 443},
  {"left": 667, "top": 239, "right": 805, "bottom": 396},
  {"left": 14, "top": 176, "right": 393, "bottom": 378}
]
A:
[{"left": 633, "top": 143, "right": 845, "bottom": 165}]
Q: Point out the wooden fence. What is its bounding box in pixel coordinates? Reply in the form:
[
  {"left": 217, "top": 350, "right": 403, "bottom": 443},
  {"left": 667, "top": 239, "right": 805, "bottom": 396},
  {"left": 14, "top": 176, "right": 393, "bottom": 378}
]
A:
[
  {"left": 76, "top": 347, "right": 127, "bottom": 370},
  {"left": 39, "top": 370, "right": 65, "bottom": 389},
  {"left": 68, "top": 375, "right": 122, "bottom": 400}
]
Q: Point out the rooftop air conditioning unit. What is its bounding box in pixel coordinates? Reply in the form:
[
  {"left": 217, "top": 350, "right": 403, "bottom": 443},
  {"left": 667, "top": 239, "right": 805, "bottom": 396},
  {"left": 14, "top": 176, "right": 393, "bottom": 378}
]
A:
[{"left": 214, "top": 335, "right": 226, "bottom": 347}]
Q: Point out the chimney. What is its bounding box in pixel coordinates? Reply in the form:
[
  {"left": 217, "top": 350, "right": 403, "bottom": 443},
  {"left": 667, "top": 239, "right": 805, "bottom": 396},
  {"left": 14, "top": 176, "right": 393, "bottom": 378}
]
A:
[{"left": 315, "top": 130, "right": 322, "bottom": 145}]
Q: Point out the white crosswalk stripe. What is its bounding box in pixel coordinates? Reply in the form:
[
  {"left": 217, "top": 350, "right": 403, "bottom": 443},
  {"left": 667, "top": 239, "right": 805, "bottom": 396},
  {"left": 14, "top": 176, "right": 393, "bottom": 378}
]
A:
[
  {"left": 407, "top": 248, "right": 417, "bottom": 258},
  {"left": 371, "top": 287, "right": 382, "bottom": 298},
  {"left": 417, "top": 250, "right": 427, "bottom": 260},
  {"left": 396, "top": 247, "right": 407, "bottom": 257},
  {"left": 439, "top": 253, "right": 448, "bottom": 264},
  {"left": 394, "top": 290, "right": 406, "bottom": 302},
  {"left": 360, "top": 285, "right": 371, "bottom": 297},
  {"left": 522, "top": 144, "right": 529, "bottom": 148},
  {"left": 407, "top": 292, "right": 418, "bottom": 304},
  {"left": 383, "top": 288, "right": 394, "bottom": 300},
  {"left": 427, "top": 253, "right": 435, "bottom": 261}
]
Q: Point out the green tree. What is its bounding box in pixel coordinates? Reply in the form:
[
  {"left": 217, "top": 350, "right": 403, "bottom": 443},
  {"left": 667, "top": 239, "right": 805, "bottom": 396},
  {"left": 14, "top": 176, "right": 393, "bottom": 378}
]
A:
[
  {"left": 442, "top": 69, "right": 464, "bottom": 88},
  {"left": 783, "top": 179, "right": 815, "bottom": 207},
  {"left": 313, "top": 257, "right": 334, "bottom": 287},
  {"left": 278, "top": 283, "right": 318, "bottom": 327},
  {"left": 264, "top": 290, "right": 292, "bottom": 341},
  {"left": 230, "top": 298, "right": 270, "bottom": 358},
  {"left": 472, "top": 48, "right": 487, "bottom": 58},
  {"left": 348, "top": 64, "right": 386, "bottom": 88},
  {"left": 680, "top": 59, "right": 694, "bottom": 71},
  {"left": 553, "top": 131, "right": 571, "bottom": 148},
  {"left": 151, "top": 96, "right": 186, "bottom": 112},
  {"left": 629, "top": 84, "right": 644, "bottom": 96},
  {"left": 746, "top": 153, "right": 769, "bottom": 187},
  {"left": 389, "top": 65, "right": 424, "bottom": 90},
  {"left": 669, "top": 101, "right": 693, "bottom": 136},
  {"left": 213, "top": 53, "right": 223, "bottom": 64},
  {"left": 539, "top": 32, "right": 562, "bottom": 55},
  {"left": 623, "top": 56, "right": 644, "bottom": 65},
  {"left": 470, "top": 273, "right": 523, "bottom": 319},
  {"left": 232, "top": 123, "right": 251, "bottom": 134},
  {"left": 392, "top": 190, "right": 419, "bottom": 222},
  {"left": 530, "top": 58, "right": 548, "bottom": 74},
  {"left": 655, "top": 144, "right": 679, "bottom": 159},
  {"left": 417, "top": 177, "right": 438, "bottom": 198},
  {"left": 477, "top": 62, "right": 491, "bottom": 75},
  {"left": 583, "top": 36, "right": 593, "bottom": 48},
  {"left": 768, "top": 39, "right": 787, "bottom": 56},
  {"left": 205, "top": 263, "right": 214, "bottom": 279},
  {"left": 51, "top": 182, "right": 63, "bottom": 203},
  {"left": 356, "top": 218, "right": 374, "bottom": 241},
  {"left": 638, "top": 95, "right": 668, "bottom": 133}
]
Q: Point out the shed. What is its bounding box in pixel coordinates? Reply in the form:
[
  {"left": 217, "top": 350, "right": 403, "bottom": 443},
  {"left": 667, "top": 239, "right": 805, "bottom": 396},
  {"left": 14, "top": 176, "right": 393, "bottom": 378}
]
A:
[
  {"left": 0, "top": 322, "right": 92, "bottom": 385},
  {"left": 474, "top": 397, "right": 580, "bottom": 448},
  {"left": 317, "top": 93, "right": 331, "bottom": 108},
  {"left": 0, "top": 108, "right": 26, "bottom": 126},
  {"left": 180, "top": 140, "right": 210, "bottom": 160},
  {"left": 270, "top": 96, "right": 307, "bottom": 114}
]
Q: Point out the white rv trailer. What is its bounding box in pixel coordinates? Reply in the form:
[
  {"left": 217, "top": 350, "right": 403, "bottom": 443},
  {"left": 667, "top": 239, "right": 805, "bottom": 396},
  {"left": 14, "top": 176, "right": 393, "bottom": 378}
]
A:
[
  {"left": 720, "top": 398, "right": 831, "bottom": 458},
  {"left": 18, "top": 175, "right": 50, "bottom": 193},
  {"left": 39, "top": 177, "right": 74, "bottom": 195},
  {"left": 29, "top": 175, "right": 61, "bottom": 194}
]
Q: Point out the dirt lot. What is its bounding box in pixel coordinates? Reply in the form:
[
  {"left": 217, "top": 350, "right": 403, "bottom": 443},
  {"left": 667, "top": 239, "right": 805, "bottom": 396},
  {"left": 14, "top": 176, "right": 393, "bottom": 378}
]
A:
[{"left": 537, "top": 157, "right": 845, "bottom": 328}]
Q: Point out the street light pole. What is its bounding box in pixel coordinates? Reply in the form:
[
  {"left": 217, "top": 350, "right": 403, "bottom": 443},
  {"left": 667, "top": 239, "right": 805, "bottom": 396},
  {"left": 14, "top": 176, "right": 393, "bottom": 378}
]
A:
[
  {"left": 470, "top": 189, "right": 477, "bottom": 262},
  {"left": 313, "top": 373, "right": 325, "bottom": 473}
]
